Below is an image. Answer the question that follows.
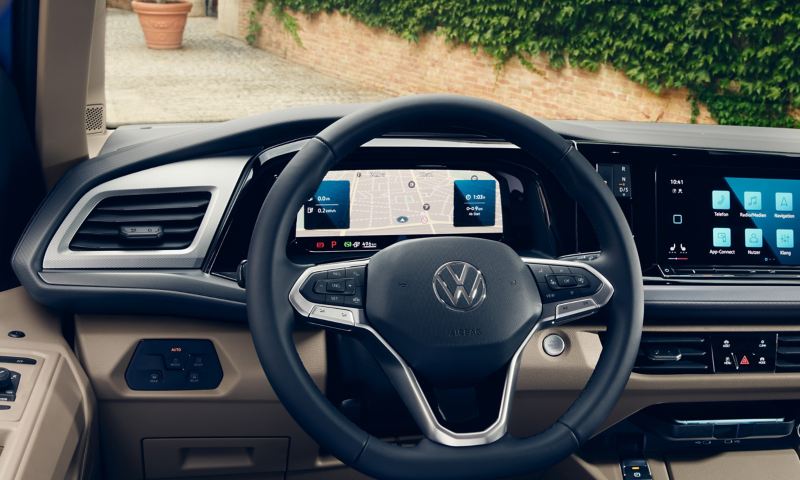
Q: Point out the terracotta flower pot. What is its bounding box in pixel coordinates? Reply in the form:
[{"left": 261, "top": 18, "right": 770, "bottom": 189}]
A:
[{"left": 131, "top": 1, "right": 193, "bottom": 50}]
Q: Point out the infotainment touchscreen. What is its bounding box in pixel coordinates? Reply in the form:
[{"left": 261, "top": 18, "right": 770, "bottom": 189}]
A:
[
  {"left": 659, "top": 167, "right": 800, "bottom": 267},
  {"left": 295, "top": 169, "right": 503, "bottom": 252}
]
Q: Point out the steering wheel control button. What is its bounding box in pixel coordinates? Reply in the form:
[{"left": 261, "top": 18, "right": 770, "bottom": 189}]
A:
[
  {"left": 326, "top": 280, "right": 346, "bottom": 292},
  {"left": 550, "top": 265, "right": 571, "bottom": 275},
  {"left": 555, "top": 298, "right": 598, "bottom": 320},
  {"left": 327, "top": 269, "right": 346, "bottom": 279},
  {"left": 556, "top": 275, "right": 577, "bottom": 288},
  {"left": 528, "top": 264, "right": 553, "bottom": 283},
  {"left": 345, "top": 294, "right": 364, "bottom": 307},
  {"left": 309, "top": 305, "right": 355, "bottom": 328},
  {"left": 326, "top": 294, "right": 346, "bottom": 305},
  {"left": 346, "top": 266, "right": 366, "bottom": 284},
  {"left": 543, "top": 334, "right": 566, "bottom": 357},
  {"left": 312, "top": 281, "right": 327, "bottom": 294}
]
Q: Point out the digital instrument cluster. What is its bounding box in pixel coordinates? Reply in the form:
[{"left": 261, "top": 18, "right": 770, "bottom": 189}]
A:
[{"left": 294, "top": 169, "right": 503, "bottom": 252}]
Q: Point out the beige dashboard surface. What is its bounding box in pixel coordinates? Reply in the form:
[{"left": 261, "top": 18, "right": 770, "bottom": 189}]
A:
[
  {"left": 667, "top": 450, "right": 800, "bottom": 480},
  {"left": 0, "top": 288, "right": 96, "bottom": 480}
]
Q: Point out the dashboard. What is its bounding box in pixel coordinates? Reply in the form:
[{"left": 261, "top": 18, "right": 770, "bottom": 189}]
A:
[{"left": 10, "top": 105, "right": 800, "bottom": 323}]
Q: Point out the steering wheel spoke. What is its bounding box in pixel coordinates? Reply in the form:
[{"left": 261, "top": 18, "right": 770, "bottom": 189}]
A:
[
  {"left": 524, "top": 257, "right": 615, "bottom": 328},
  {"left": 353, "top": 320, "right": 537, "bottom": 447}
]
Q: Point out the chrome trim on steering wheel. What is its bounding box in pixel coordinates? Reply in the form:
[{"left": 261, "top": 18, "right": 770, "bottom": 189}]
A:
[
  {"left": 522, "top": 257, "right": 614, "bottom": 327},
  {"left": 288, "top": 256, "right": 614, "bottom": 447}
]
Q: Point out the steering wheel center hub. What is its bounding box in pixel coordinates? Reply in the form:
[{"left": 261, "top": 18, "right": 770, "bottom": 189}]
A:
[{"left": 365, "top": 237, "right": 542, "bottom": 386}]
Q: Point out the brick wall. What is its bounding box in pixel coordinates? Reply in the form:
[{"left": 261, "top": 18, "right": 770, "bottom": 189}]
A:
[
  {"left": 240, "top": 3, "right": 715, "bottom": 124},
  {"left": 107, "top": 0, "right": 132, "bottom": 10}
]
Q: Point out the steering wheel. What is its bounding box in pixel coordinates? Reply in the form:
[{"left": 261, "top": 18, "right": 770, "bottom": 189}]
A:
[{"left": 247, "top": 95, "right": 643, "bottom": 480}]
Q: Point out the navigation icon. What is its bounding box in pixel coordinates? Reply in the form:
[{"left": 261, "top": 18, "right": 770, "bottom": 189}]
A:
[
  {"left": 396, "top": 216, "right": 409, "bottom": 224},
  {"left": 776, "top": 192, "right": 793, "bottom": 211}
]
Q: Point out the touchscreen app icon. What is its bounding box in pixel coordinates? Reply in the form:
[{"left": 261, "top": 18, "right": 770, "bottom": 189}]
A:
[
  {"left": 745, "top": 228, "right": 763, "bottom": 248},
  {"left": 713, "top": 227, "right": 731, "bottom": 248},
  {"left": 777, "top": 229, "right": 794, "bottom": 249},
  {"left": 712, "top": 190, "right": 730, "bottom": 210},
  {"left": 776, "top": 192, "right": 793, "bottom": 211},
  {"left": 743, "top": 191, "right": 762, "bottom": 210}
]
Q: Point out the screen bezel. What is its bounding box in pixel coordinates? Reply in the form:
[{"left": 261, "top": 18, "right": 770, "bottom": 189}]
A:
[
  {"left": 293, "top": 168, "right": 505, "bottom": 253},
  {"left": 657, "top": 164, "right": 800, "bottom": 270}
]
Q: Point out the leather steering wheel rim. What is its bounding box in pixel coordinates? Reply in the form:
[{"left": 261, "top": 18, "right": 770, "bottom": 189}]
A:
[{"left": 246, "top": 94, "right": 643, "bottom": 480}]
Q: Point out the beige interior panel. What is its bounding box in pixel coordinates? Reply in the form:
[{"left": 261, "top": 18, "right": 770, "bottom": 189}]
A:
[
  {"left": 512, "top": 324, "right": 800, "bottom": 438},
  {"left": 76, "top": 313, "right": 800, "bottom": 479},
  {"left": 543, "top": 455, "right": 670, "bottom": 480},
  {"left": 36, "top": 0, "right": 96, "bottom": 185},
  {"left": 142, "top": 437, "right": 289, "bottom": 479},
  {"left": 0, "top": 288, "right": 96, "bottom": 480},
  {"left": 666, "top": 450, "right": 800, "bottom": 479},
  {"left": 75, "top": 315, "right": 361, "bottom": 479}
]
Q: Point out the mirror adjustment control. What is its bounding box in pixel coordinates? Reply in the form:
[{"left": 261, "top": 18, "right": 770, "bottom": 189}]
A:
[{"left": 0, "top": 368, "right": 20, "bottom": 401}]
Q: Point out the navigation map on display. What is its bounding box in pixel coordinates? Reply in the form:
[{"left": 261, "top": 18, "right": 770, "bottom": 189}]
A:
[{"left": 296, "top": 169, "right": 503, "bottom": 240}]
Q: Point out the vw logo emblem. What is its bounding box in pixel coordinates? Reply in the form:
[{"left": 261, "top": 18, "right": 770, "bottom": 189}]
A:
[{"left": 432, "top": 261, "right": 487, "bottom": 311}]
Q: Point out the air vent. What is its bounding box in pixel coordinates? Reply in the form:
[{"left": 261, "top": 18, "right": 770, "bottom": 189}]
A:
[
  {"left": 634, "top": 335, "right": 712, "bottom": 374},
  {"left": 69, "top": 191, "right": 211, "bottom": 251},
  {"left": 775, "top": 334, "right": 800, "bottom": 372}
]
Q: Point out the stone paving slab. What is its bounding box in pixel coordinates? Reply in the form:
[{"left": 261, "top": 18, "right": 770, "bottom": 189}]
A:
[{"left": 106, "top": 8, "right": 389, "bottom": 125}]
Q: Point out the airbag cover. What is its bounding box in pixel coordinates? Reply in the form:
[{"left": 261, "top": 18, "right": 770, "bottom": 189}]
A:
[{"left": 366, "top": 237, "right": 541, "bottom": 386}]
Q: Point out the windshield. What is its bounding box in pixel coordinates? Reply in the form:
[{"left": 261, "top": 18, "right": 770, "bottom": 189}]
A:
[{"left": 106, "top": 2, "right": 799, "bottom": 128}]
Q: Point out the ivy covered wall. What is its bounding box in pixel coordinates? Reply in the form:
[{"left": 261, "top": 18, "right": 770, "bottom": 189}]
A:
[{"left": 248, "top": 0, "right": 799, "bottom": 128}]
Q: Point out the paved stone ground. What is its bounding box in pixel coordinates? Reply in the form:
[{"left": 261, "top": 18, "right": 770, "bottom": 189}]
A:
[{"left": 106, "top": 8, "right": 389, "bottom": 125}]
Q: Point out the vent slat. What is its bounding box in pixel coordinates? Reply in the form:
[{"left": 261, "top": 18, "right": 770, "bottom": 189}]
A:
[
  {"left": 94, "top": 198, "right": 210, "bottom": 211},
  {"left": 776, "top": 334, "right": 800, "bottom": 372},
  {"left": 634, "top": 334, "right": 712, "bottom": 374},
  {"left": 86, "top": 211, "right": 206, "bottom": 224},
  {"left": 69, "top": 192, "right": 211, "bottom": 251}
]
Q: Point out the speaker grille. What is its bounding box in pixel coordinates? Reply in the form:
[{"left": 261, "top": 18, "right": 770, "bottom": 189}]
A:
[{"left": 85, "top": 104, "right": 105, "bottom": 134}]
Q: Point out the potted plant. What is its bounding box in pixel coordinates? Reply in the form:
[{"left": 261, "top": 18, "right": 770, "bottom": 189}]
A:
[{"left": 131, "top": 0, "right": 193, "bottom": 50}]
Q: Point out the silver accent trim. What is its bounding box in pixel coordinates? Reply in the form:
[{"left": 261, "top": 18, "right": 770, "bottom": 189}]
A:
[
  {"left": 43, "top": 157, "right": 248, "bottom": 269},
  {"left": 258, "top": 138, "right": 519, "bottom": 166},
  {"left": 288, "top": 260, "right": 370, "bottom": 330},
  {"left": 675, "top": 418, "right": 786, "bottom": 426},
  {"left": 542, "top": 334, "right": 567, "bottom": 357},
  {"left": 432, "top": 261, "right": 487, "bottom": 312},
  {"left": 289, "top": 256, "right": 614, "bottom": 447},
  {"left": 522, "top": 257, "right": 615, "bottom": 327}
]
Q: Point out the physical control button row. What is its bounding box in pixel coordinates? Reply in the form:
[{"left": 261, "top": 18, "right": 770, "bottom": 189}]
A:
[
  {"left": 528, "top": 263, "right": 601, "bottom": 303},
  {"left": 301, "top": 266, "right": 366, "bottom": 308}
]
